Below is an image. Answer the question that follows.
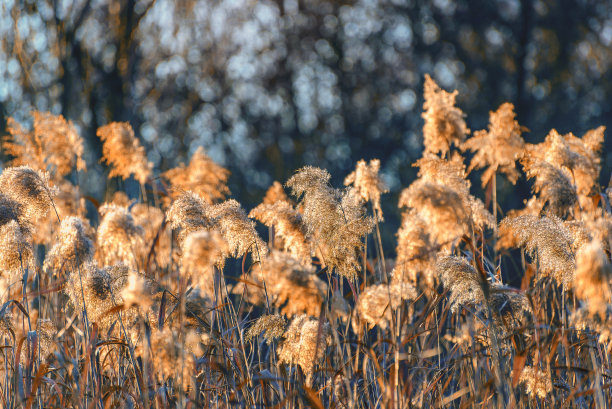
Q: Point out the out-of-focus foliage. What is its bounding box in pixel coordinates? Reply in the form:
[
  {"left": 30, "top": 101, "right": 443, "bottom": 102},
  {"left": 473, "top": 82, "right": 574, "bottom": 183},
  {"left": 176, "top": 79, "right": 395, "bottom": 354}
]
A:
[{"left": 1, "top": 0, "right": 611, "bottom": 241}]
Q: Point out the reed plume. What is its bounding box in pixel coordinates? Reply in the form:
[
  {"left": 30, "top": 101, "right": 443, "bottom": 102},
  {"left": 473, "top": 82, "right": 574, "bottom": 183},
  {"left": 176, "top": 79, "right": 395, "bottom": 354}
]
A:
[
  {"left": 399, "top": 155, "right": 494, "bottom": 249},
  {"left": 0, "top": 193, "right": 23, "bottom": 229},
  {"left": 278, "top": 315, "right": 331, "bottom": 386},
  {"left": 462, "top": 103, "right": 525, "bottom": 187},
  {"left": 393, "top": 209, "right": 437, "bottom": 289},
  {"left": 262, "top": 181, "right": 291, "bottom": 205},
  {"left": 286, "top": 166, "right": 373, "bottom": 280},
  {"left": 518, "top": 366, "right": 552, "bottom": 399},
  {"left": 163, "top": 146, "right": 230, "bottom": 203},
  {"left": 180, "top": 230, "right": 227, "bottom": 297},
  {"left": 98, "top": 122, "right": 152, "bottom": 185},
  {"left": 245, "top": 250, "right": 327, "bottom": 317},
  {"left": 166, "top": 191, "right": 214, "bottom": 246},
  {"left": 43, "top": 216, "right": 94, "bottom": 275},
  {"left": 120, "top": 271, "right": 154, "bottom": 310},
  {"left": 498, "top": 215, "right": 575, "bottom": 286},
  {"left": 399, "top": 181, "right": 468, "bottom": 247},
  {"left": 34, "top": 180, "right": 87, "bottom": 245},
  {"left": 573, "top": 240, "right": 611, "bottom": 318},
  {"left": 4, "top": 111, "right": 86, "bottom": 180},
  {"left": 521, "top": 158, "right": 577, "bottom": 217},
  {"left": 0, "top": 220, "right": 33, "bottom": 280},
  {"left": 488, "top": 285, "right": 531, "bottom": 332},
  {"left": 436, "top": 255, "right": 484, "bottom": 312},
  {"left": 131, "top": 203, "right": 172, "bottom": 270},
  {"left": 355, "top": 281, "right": 417, "bottom": 330},
  {"left": 207, "top": 199, "right": 267, "bottom": 262},
  {"left": 344, "top": 159, "right": 388, "bottom": 220},
  {"left": 34, "top": 319, "right": 57, "bottom": 360},
  {"left": 249, "top": 200, "right": 311, "bottom": 265},
  {"left": 422, "top": 74, "right": 469, "bottom": 156},
  {"left": 526, "top": 127, "right": 605, "bottom": 199},
  {"left": 246, "top": 314, "right": 287, "bottom": 344},
  {"left": 97, "top": 204, "right": 143, "bottom": 268},
  {"left": 65, "top": 262, "right": 141, "bottom": 332},
  {"left": 0, "top": 166, "right": 57, "bottom": 226}
]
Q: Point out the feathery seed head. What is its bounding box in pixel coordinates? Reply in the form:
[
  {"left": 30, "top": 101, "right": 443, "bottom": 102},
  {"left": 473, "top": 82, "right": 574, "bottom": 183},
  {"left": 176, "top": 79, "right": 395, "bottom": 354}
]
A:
[
  {"left": 4, "top": 112, "right": 86, "bottom": 180},
  {"left": 498, "top": 215, "right": 575, "bottom": 286},
  {"left": 436, "top": 255, "right": 484, "bottom": 312},
  {"left": 422, "top": 74, "right": 469, "bottom": 156},
  {"left": 399, "top": 181, "right": 469, "bottom": 248},
  {"left": 521, "top": 158, "right": 577, "bottom": 218},
  {"left": 0, "top": 220, "right": 33, "bottom": 280},
  {"left": 163, "top": 146, "right": 230, "bottom": 204},
  {"left": 246, "top": 250, "right": 327, "bottom": 317},
  {"left": 393, "top": 210, "right": 437, "bottom": 289},
  {"left": 206, "top": 199, "right": 267, "bottom": 262},
  {"left": 98, "top": 122, "right": 152, "bottom": 185},
  {"left": 0, "top": 166, "right": 57, "bottom": 225},
  {"left": 287, "top": 166, "right": 373, "bottom": 279},
  {"left": 573, "top": 240, "right": 612, "bottom": 318},
  {"left": 263, "top": 181, "right": 291, "bottom": 205},
  {"left": 166, "top": 192, "right": 213, "bottom": 246},
  {"left": 278, "top": 315, "right": 331, "bottom": 385},
  {"left": 249, "top": 201, "right": 311, "bottom": 264},
  {"left": 180, "top": 230, "right": 227, "bottom": 297},
  {"left": 462, "top": 102, "right": 525, "bottom": 187},
  {"left": 518, "top": 366, "right": 552, "bottom": 399},
  {"left": 44, "top": 216, "right": 94, "bottom": 275},
  {"left": 344, "top": 159, "right": 388, "bottom": 220},
  {"left": 97, "top": 204, "right": 143, "bottom": 268},
  {"left": 356, "top": 281, "right": 417, "bottom": 330},
  {"left": 245, "top": 314, "right": 287, "bottom": 344}
]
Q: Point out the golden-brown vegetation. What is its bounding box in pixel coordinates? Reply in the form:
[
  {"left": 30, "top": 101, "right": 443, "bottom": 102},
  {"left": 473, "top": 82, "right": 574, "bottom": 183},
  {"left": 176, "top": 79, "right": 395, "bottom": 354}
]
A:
[{"left": 0, "top": 75, "right": 610, "bottom": 408}]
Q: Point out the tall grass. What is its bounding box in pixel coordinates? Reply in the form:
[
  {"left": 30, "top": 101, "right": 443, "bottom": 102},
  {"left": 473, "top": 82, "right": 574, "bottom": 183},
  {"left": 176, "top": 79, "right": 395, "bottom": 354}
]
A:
[{"left": 0, "top": 75, "right": 610, "bottom": 408}]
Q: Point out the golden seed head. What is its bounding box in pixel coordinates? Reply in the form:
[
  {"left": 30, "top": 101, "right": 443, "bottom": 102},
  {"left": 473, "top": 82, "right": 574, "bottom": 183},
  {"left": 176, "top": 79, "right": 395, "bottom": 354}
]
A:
[
  {"left": 421, "top": 74, "right": 469, "bottom": 156},
  {"left": 180, "top": 230, "right": 228, "bottom": 297},
  {"left": 163, "top": 146, "right": 230, "bottom": 204},
  {"left": 287, "top": 166, "right": 373, "bottom": 279},
  {"left": 44, "top": 216, "right": 94, "bottom": 275},
  {"left": 498, "top": 215, "right": 575, "bottom": 286},
  {"left": 166, "top": 191, "right": 213, "bottom": 246},
  {"left": 97, "top": 204, "right": 143, "bottom": 268},
  {"left": 206, "top": 199, "right": 267, "bottom": 262},
  {"left": 98, "top": 122, "right": 152, "bottom": 184},
  {"left": 4, "top": 112, "right": 86, "bottom": 180},
  {"left": 462, "top": 102, "right": 525, "bottom": 187},
  {"left": 436, "top": 255, "right": 484, "bottom": 312},
  {"left": 0, "top": 166, "right": 57, "bottom": 225},
  {"left": 249, "top": 200, "right": 311, "bottom": 265},
  {"left": 344, "top": 159, "right": 388, "bottom": 221},
  {"left": 245, "top": 314, "right": 287, "bottom": 344},
  {"left": 246, "top": 250, "right": 327, "bottom": 317},
  {"left": 278, "top": 315, "right": 331, "bottom": 385},
  {"left": 0, "top": 220, "right": 33, "bottom": 280},
  {"left": 262, "top": 181, "right": 291, "bottom": 205},
  {"left": 356, "top": 281, "right": 417, "bottom": 330},
  {"left": 573, "top": 240, "right": 612, "bottom": 318},
  {"left": 518, "top": 366, "right": 552, "bottom": 399}
]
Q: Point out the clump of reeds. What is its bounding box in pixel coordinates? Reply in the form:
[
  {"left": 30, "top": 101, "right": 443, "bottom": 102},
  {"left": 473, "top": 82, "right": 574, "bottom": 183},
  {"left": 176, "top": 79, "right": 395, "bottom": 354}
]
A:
[{"left": 0, "top": 73, "right": 609, "bottom": 408}]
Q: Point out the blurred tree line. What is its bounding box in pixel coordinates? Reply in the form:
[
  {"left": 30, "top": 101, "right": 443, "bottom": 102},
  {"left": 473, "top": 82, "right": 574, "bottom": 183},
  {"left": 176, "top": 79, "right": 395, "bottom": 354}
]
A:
[{"left": 1, "top": 0, "right": 611, "bottom": 250}]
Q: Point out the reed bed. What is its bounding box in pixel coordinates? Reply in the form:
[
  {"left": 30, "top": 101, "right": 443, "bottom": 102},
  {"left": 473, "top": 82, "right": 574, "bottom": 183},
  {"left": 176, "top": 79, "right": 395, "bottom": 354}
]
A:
[{"left": 0, "top": 76, "right": 610, "bottom": 408}]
